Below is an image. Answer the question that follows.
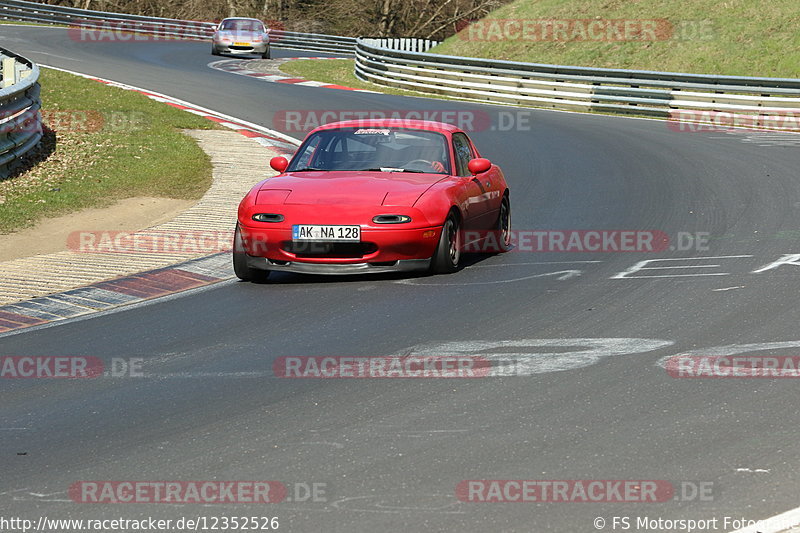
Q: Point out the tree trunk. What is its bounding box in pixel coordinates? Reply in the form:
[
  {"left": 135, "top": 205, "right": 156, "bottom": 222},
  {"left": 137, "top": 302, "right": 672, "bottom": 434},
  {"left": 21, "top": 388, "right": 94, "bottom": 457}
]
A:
[
  {"left": 263, "top": 0, "right": 284, "bottom": 19},
  {"left": 378, "top": 0, "right": 394, "bottom": 37}
]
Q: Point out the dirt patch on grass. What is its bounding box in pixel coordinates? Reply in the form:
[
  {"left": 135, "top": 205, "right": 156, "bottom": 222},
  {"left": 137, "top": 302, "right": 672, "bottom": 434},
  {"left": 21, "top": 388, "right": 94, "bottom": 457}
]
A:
[{"left": 0, "top": 196, "right": 196, "bottom": 262}]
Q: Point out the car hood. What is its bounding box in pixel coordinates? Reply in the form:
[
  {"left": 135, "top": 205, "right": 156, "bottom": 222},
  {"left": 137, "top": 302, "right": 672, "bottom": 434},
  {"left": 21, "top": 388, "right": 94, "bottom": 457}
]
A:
[{"left": 257, "top": 171, "right": 447, "bottom": 206}]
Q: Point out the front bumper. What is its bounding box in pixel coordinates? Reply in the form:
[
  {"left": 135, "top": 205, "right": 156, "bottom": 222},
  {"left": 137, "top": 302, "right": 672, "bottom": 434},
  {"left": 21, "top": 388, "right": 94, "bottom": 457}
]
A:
[
  {"left": 247, "top": 256, "right": 431, "bottom": 275},
  {"left": 238, "top": 223, "right": 442, "bottom": 275},
  {"left": 213, "top": 42, "right": 269, "bottom": 54}
]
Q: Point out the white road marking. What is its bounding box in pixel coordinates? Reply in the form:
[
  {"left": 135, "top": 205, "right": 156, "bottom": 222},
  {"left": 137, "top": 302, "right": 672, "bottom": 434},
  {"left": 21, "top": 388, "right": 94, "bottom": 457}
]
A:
[
  {"left": 611, "top": 255, "right": 753, "bottom": 279},
  {"left": 294, "top": 441, "right": 345, "bottom": 449},
  {"left": 330, "top": 495, "right": 464, "bottom": 514},
  {"left": 753, "top": 254, "right": 800, "bottom": 273},
  {"left": 24, "top": 50, "right": 83, "bottom": 62},
  {"left": 395, "top": 269, "right": 582, "bottom": 286},
  {"left": 411, "top": 338, "right": 673, "bottom": 376},
  {"left": 470, "top": 261, "right": 603, "bottom": 267}
]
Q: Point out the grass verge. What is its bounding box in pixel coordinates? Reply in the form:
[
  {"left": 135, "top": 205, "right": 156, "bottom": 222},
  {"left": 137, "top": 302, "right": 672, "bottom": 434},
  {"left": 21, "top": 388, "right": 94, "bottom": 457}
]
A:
[
  {"left": 279, "top": 59, "right": 420, "bottom": 97},
  {"left": 432, "top": 0, "right": 800, "bottom": 78},
  {"left": 0, "top": 67, "right": 217, "bottom": 234}
]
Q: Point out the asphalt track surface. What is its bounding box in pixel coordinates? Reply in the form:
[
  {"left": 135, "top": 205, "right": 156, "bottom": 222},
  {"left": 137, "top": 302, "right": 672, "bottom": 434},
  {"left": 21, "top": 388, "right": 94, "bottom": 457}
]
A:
[{"left": 2, "top": 26, "right": 800, "bottom": 533}]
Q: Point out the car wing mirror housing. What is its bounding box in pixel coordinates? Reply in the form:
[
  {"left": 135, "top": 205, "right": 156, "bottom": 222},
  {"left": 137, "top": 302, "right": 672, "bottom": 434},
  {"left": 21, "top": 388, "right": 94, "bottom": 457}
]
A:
[
  {"left": 468, "top": 158, "right": 491, "bottom": 175},
  {"left": 270, "top": 156, "right": 289, "bottom": 173}
]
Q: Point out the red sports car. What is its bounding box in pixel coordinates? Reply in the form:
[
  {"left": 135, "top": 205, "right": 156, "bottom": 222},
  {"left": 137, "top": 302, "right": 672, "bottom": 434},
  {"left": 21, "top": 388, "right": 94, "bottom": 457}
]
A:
[{"left": 233, "top": 119, "right": 510, "bottom": 281}]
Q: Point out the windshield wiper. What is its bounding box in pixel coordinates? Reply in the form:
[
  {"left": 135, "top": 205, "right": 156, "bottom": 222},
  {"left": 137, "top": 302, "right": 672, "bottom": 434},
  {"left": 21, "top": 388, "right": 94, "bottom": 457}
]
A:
[
  {"left": 291, "top": 167, "right": 327, "bottom": 172},
  {"left": 356, "top": 167, "right": 426, "bottom": 173}
]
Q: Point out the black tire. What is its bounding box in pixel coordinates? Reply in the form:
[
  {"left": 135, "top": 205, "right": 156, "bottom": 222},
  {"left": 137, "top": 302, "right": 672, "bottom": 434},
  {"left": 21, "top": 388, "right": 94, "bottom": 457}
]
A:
[
  {"left": 211, "top": 46, "right": 221, "bottom": 56},
  {"left": 430, "top": 212, "right": 462, "bottom": 274},
  {"left": 233, "top": 225, "right": 271, "bottom": 283},
  {"left": 494, "top": 194, "right": 512, "bottom": 253},
  {"left": 262, "top": 46, "right": 271, "bottom": 59}
]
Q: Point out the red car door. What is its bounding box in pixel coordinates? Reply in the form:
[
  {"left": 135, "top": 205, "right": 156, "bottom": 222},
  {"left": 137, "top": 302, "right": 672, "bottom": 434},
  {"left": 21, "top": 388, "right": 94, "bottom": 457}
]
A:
[{"left": 452, "top": 132, "right": 497, "bottom": 232}]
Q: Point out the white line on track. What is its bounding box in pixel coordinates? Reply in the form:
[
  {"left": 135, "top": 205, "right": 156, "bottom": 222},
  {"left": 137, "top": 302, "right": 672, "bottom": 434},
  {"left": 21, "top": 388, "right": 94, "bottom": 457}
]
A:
[
  {"left": 23, "top": 50, "right": 84, "bottom": 62},
  {"left": 469, "top": 261, "right": 603, "bottom": 267},
  {"left": 395, "top": 269, "right": 583, "bottom": 286}
]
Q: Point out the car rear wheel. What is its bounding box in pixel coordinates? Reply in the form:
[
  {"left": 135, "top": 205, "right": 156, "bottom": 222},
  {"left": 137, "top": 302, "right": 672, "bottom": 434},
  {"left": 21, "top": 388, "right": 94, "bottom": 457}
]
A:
[
  {"left": 495, "top": 195, "right": 511, "bottom": 253},
  {"left": 430, "top": 213, "right": 462, "bottom": 274},
  {"left": 233, "top": 225, "right": 271, "bottom": 283}
]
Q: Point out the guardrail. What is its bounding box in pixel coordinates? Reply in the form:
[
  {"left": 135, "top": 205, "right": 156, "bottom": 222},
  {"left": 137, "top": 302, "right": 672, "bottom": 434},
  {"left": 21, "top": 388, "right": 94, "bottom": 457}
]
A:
[
  {"left": 355, "top": 39, "right": 800, "bottom": 122},
  {"left": 0, "top": 0, "right": 356, "bottom": 55},
  {"left": 360, "top": 38, "right": 439, "bottom": 54},
  {"left": 6, "top": 0, "right": 797, "bottom": 125},
  {"left": 0, "top": 47, "right": 41, "bottom": 178}
]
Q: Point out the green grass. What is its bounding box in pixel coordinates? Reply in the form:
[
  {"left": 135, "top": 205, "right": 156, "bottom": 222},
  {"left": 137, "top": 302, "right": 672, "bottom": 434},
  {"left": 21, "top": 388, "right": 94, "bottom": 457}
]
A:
[
  {"left": 432, "top": 0, "right": 800, "bottom": 77},
  {"left": 0, "top": 68, "right": 217, "bottom": 233}
]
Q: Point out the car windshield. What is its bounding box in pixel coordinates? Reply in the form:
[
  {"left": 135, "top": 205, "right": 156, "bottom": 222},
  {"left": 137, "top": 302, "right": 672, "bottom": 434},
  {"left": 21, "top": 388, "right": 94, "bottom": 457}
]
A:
[
  {"left": 220, "top": 19, "right": 263, "bottom": 32},
  {"left": 287, "top": 127, "right": 452, "bottom": 174}
]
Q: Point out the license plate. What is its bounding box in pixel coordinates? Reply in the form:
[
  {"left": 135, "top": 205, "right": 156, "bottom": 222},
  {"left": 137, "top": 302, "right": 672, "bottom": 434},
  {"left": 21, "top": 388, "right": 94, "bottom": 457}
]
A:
[
  {"left": 292, "top": 225, "right": 361, "bottom": 241},
  {"left": 234, "top": 42, "right": 250, "bottom": 46}
]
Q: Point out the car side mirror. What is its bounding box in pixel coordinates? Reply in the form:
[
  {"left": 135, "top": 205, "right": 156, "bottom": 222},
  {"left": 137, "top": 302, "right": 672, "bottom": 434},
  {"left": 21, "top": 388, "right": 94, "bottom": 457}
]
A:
[
  {"left": 270, "top": 156, "right": 289, "bottom": 173},
  {"left": 468, "top": 158, "right": 491, "bottom": 175}
]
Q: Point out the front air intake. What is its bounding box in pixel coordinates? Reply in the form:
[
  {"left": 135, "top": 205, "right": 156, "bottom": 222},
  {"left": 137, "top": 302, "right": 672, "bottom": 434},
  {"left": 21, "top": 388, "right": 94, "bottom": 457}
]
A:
[
  {"left": 372, "top": 215, "right": 411, "bottom": 224},
  {"left": 252, "top": 213, "right": 284, "bottom": 223}
]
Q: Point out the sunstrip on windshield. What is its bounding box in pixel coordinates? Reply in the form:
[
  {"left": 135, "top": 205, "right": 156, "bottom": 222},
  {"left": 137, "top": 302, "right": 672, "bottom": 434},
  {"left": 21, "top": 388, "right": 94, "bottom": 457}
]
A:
[{"left": 354, "top": 128, "right": 391, "bottom": 135}]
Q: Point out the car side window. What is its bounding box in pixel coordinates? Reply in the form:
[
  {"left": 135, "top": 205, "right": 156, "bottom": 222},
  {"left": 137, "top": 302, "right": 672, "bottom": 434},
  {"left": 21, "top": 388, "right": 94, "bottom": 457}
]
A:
[
  {"left": 293, "top": 135, "right": 322, "bottom": 169},
  {"left": 452, "top": 133, "right": 474, "bottom": 177}
]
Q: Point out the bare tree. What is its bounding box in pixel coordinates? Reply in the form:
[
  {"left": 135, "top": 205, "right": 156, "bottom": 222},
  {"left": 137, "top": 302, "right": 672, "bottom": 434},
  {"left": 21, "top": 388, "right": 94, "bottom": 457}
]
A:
[
  {"left": 41, "top": 0, "right": 511, "bottom": 39},
  {"left": 377, "top": 0, "right": 395, "bottom": 37}
]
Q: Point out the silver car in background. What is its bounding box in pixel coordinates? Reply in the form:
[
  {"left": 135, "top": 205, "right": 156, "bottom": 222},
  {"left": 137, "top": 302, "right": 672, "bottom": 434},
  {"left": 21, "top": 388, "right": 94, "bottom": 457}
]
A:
[{"left": 211, "top": 18, "right": 270, "bottom": 58}]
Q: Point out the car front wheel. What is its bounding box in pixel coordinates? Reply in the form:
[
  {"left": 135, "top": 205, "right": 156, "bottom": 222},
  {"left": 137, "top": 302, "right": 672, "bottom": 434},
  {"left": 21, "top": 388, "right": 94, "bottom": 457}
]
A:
[
  {"left": 430, "top": 213, "right": 462, "bottom": 274},
  {"left": 495, "top": 195, "right": 511, "bottom": 253},
  {"left": 233, "top": 225, "right": 270, "bottom": 283}
]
